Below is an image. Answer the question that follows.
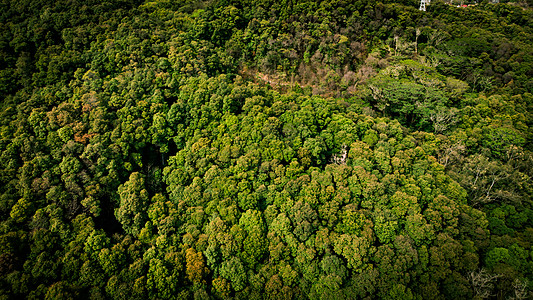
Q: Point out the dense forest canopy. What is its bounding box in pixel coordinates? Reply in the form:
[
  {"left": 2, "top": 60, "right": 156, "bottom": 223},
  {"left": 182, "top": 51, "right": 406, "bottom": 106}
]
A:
[{"left": 0, "top": 0, "right": 532, "bottom": 299}]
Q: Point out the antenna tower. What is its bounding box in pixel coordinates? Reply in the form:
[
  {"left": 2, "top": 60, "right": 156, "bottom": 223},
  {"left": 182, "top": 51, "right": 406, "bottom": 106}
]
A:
[{"left": 419, "top": 0, "right": 431, "bottom": 11}]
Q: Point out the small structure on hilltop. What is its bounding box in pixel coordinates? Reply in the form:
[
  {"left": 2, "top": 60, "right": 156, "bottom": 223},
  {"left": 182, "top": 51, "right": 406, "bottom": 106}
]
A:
[{"left": 420, "top": 0, "right": 431, "bottom": 11}]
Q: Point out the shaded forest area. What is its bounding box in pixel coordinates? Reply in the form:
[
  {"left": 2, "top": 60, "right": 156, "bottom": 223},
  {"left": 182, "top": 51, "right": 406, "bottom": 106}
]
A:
[{"left": 0, "top": 0, "right": 532, "bottom": 299}]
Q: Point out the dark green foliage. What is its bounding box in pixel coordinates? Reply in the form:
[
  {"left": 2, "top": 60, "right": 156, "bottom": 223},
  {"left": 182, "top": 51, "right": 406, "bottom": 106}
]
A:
[{"left": 0, "top": 0, "right": 531, "bottom": 299}]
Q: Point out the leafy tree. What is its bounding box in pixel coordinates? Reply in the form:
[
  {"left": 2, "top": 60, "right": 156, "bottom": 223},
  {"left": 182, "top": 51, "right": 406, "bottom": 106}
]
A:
[{"left": 115, "top": 172, "right": 150, "bottom": 236}]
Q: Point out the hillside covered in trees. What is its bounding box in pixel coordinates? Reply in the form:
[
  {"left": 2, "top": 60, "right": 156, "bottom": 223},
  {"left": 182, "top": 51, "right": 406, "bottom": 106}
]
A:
[{"left": 0, "top": 0, "right": 532, "bottom": 299}]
